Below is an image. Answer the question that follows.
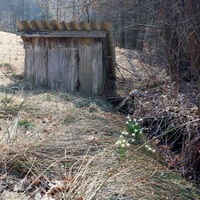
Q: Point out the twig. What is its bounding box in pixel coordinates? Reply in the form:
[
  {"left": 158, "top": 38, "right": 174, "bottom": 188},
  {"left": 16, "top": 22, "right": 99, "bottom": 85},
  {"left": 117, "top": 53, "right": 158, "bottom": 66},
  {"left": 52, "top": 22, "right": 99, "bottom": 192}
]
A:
[
  {"left": 137, "top": 59, "right": 156, "bottom": 80},
  {"left": 115, "top": 63, "right": 125, "bottom": 81},
  {"left": 134, "top": 97, "right": 146, "bottom": 107},
  {"left": 149, "top": 164, "right": 159, "bottom": 177},
  {"left": 115, "top": 63, "right": 140, "bottom": 78}
]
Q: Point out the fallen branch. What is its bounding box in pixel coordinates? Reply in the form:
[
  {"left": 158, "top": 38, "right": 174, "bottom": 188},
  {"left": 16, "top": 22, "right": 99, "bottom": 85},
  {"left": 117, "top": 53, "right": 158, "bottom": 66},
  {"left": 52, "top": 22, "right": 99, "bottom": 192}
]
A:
[
  {"left": 115, "top": 63, "right": 125, "bottom": 80},
  {"left": 115, "top": 63, "right": 140, "bottom": 78}
]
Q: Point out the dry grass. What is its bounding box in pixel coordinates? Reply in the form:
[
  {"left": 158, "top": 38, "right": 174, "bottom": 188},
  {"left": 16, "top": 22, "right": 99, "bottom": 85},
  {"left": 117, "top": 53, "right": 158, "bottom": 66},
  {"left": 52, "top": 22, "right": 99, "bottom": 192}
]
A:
[
  {"left": 0, "top": 91, "right": 199, "bottom": 199},
  {"left": 0, "top": 31, "right": 199, "bottom": 200},
  {"left": 0, "top": 31, "right": 24, "bottom": 70}
]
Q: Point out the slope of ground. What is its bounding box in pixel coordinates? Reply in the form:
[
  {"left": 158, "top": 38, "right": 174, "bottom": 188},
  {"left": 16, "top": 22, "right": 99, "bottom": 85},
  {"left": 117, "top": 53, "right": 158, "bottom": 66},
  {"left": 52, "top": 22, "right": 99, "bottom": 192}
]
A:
[
  {"left": 115, "top": 47, "right": 200, "bottom": 186},
  {"left": 0, "top": 31, "right": 199, "bottom": 200},
  {"left": 0, "top": 31, "right": 24, "bottom": 86}
]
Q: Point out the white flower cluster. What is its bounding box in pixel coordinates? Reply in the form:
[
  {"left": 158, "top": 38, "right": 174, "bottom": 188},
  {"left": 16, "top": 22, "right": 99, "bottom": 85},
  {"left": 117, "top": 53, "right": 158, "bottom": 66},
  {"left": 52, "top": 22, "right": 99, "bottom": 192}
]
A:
[
  {"left": 126, "top": 116, "right": 142, "bottom": 124},
  {"left": 131, "top": 129, "right": 143, "bottom": 136},
  {"left": 127, "top": 115, "right": 142, "bottom": 122},
  {"left": 145, "top": 145, "right": 156, "bottom": 153},
  {"left": 127, "top": 116, "right": 143, "bottom": 137},
  {"left": 115, "top": 115, "right": 143, "bottom": 150},
  {"left": 126, "top": 116, "right": 131, "bottom": 125},
  {"left": 115, "top": 135, "right": 130, "bottom": 148},
  {"left": 121, "top": 131, "right": 129, "bottom": 136}
]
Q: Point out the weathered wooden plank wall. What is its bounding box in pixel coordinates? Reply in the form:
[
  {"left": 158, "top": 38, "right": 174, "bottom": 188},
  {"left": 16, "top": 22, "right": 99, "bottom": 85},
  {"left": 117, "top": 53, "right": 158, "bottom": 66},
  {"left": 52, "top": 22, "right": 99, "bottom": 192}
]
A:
[
  {"left": 78, "top": 38, "right": 104, "bottom": 95},
  {"left": 25, "top": 47, "right": 33, "bottom": 80},
  {"left": 24, "top": 37, "right": 105, "bottom": 95},
  {"left": 25, "top": 38, "right": 48, "bottom": 86},
  {"left": 92, "top": 42, "right": 103, "bottom": 94},
  {"left": 34, "top": 38, "right": 47, "bottom": 86},
  {"left": 48, "top": 47, "right": 78, "bottom": 93},
  {"left": 79, "top": 39, "right": 93, "bottom": 94}
]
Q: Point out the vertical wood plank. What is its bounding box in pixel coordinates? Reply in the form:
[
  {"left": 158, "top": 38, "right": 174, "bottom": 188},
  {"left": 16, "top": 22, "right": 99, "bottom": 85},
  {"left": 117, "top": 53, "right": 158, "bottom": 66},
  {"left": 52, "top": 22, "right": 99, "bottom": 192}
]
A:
[
  {"left": 78, "top": 38, "right": 93, "bottom": 94},
  {"left": 48, "top": 47, "right": 78, "bottom": 93},
  {"left": 92, "top": 42, "right": 103, "bottom": 95},
  {"left": 34, "top": 38, "right": 47, "bottom": 86},
  {"left": 25, "top": 46, "right": 33, "bottom": 81},
  {"left": 48, "top": 47, "right": 58, "bottom": 89}
]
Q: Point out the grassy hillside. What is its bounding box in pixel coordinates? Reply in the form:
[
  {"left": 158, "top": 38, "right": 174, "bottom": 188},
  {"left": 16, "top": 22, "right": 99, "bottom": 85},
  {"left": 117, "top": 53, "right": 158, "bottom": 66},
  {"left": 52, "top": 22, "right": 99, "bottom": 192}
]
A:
[{"left": 0, "top": 31, "right": 199, "bottom": 200}]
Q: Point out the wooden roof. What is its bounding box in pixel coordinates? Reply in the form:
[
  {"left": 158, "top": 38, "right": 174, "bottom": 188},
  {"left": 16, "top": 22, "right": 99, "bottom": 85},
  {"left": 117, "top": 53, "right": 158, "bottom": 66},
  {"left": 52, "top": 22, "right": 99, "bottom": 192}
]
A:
[{"left": 17, "top": 20, "right": 111, "bottom": 32}]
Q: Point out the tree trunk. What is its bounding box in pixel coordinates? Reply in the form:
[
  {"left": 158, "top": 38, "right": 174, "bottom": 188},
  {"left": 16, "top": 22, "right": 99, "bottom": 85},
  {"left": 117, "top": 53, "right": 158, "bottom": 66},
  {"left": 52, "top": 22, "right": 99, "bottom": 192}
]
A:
[{"left": 185, "top": 0, "right": 200, "bottom": 76}]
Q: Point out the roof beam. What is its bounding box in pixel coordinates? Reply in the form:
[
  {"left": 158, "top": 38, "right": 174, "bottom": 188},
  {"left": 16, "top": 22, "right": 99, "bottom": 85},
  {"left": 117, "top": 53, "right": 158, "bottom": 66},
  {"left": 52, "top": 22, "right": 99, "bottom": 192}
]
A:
[{"left": 17, "top": 30, "right": 107, "bottom": 38}]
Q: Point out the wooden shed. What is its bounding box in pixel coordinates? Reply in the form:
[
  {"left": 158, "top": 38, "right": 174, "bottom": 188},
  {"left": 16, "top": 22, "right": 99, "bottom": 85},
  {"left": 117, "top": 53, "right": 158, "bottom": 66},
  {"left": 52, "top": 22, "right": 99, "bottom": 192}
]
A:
[{"left": 17, "top": 20, "right": 116, "bottom": 95}]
